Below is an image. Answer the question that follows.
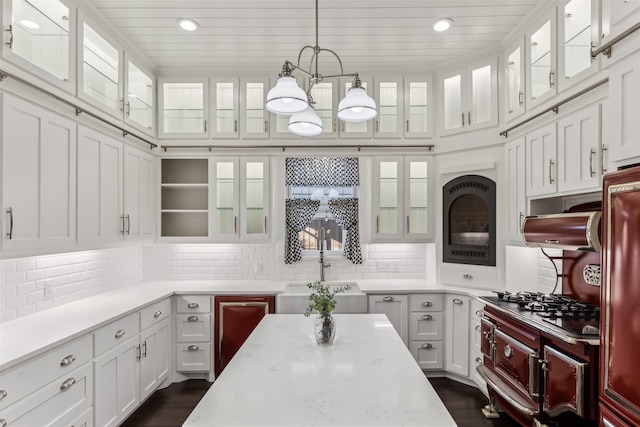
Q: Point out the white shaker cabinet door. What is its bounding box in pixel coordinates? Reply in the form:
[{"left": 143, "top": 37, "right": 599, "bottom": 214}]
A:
[
  {"left": 2, "top": 93, "right": 76, "bottom": 253},
  {"left": 368, "top": 294, "right": 408, "bottom": 346},
  {"left": 124, "top": 145, "right": 155, "bottom": 240}
]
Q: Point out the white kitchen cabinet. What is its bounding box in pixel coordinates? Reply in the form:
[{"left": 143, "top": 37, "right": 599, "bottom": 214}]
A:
[
  {"left": 240, "top": 78, "right": 270, "bottom": 139},
  {"left": 602, "top": 0, "right": 640, "bottom": 42},
  {"left": 368, "top": 294, "right": 408, "bottom": 346},
  {"left": 445, "top": 294, "right": 470, "bottom": 377},
  {"left": 77, "top": 126, "right": 154, "bottom": 245},
  {"left": 505, "top": 137, "right": 527, "bottom": 244},
  {"left": 441, "top": 58, "right": 497, "bottom": 135},
  {"left": 408, "top": 294, "right": 444, "bottom": 370},
  {"left": 159, "top": 77, "right": 209, "bottom": 138},
  {"left": 309, "top": 81, "right": 339, "bottom": 138},
  {"left": 139, "top": 317, "right": 170, "bottom": 401},
  {"left": 2, "top": 93, "right": 76, "bottom": 253},
  {"left": 1, "top": 0, "right": 75, "bottom": 92},
  {"left": 404, "top": 77, "right": 432, "bottom": 138},
  {"left": 175, "top": 295, "right": 213, "bottom": 374},
  {"left": 211, "top": 158, "right": 270, "bottom": 241},
  {"left": 526, "top": 122, "right": 558, "bottom": 197},
  {"left": 124, "top": 58, "right": 154, "bottom": 133},
  {"left": 211, "top": 78, "right": 239, "bottom": 138},
  {"left": 505, "top": 36, "right": 526, "bottom": 122},
  {"left": 372, "top": 156, "right": 431, "bottom": 242},
  {"left": 469, "top": 298, "right": 487, "bottom": 394},
  {"left": 374, "top": 77, "right": 403, "bottom": 138},
  {"left": 526, "top": 12, "right": 558, "bottom": 109},
  {"left": 608, "top": 48, "right": 640, "bottom": 163}
]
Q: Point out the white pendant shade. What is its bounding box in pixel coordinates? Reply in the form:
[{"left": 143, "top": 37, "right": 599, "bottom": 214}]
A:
[
  {"left": 288, "top": 106, "right": 323, "bottom": 136},
  {"left": 265, "top": 76, "right": 308, "bottom": 114},
  {"left": 337, "top": 87, "right": 377, "bottom": 122}
]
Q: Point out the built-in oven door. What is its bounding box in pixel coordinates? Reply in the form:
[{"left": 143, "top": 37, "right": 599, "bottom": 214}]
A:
[
  {"left": 480, "top": 317, "right": 494, "bottom": 362},
  {"left": 494, "top": 329, "right": 540, "bottom": 403},
  {"left": 542, "top": 345, "right": 587, "bottom": 417}
]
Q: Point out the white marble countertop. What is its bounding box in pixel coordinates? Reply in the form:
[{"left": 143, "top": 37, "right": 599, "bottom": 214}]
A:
[
  {"left": 183, "top": 314, "right": 457, "bottom": 427},
  {"left": 0, "top": 279, "right": 493, "bottom": 370}
]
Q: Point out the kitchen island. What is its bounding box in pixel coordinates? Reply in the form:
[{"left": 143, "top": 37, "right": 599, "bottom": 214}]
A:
[{"left": 183, "top": 314, "right": 457, "bottom": 426}]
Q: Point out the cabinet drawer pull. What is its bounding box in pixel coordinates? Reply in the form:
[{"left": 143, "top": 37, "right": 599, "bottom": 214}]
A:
[
  {"left": 0, "top": 419, "right": 6, "bottom": 427},
  {"left": 60, "top": 378, "right": 76, "bottom": 390},
  {"left": 382, "top": 296, "right": 394, "bottom": 302},
  {"left": 115, "top": 329, "right": 126, "bottom": 338},
  {"left": 154, "top": 310, "right": 162, "bottom": 318},
  {"left": 475, "top": 325, "right": 481, "bottom": 331},
  {"left": 188, "top": 316, "right": 199, "bottom": 321},
  {"left": 421, "top": 301, "right": 432, "bottom": 307},
  {"left": 0, "top": 389, "right": 6, "bottom": 400},
  {"left": 187, "top": 302, "right": 200, "bottom": 309},
  {"left": 589, "top": 148, "right": 596, "bottom": 177},
  {"left": 60, "top": 355, "right": 76, "bottom": 366},
  {"left": 188, "top": 345, "right": 199, "bottom": 351},
  {"left": 475, "top": 357, "right": 482, "bottom": 364},
  {"left": 549, "top": 159, "right": 555, "bottom": 184},
  {"left": 421, "top": 314, "right": 433, "bottom": 321},
  {"left": 421, "top": 343, "right": 433, "bottom": 349},
  {"left": 453, "top": 298, "right": 463, "bottom": 305},
  {"left": 463, "top": 274, "right": 473, "bottom": 280}
]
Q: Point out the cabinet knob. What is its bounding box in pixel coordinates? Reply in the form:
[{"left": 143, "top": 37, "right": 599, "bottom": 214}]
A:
[
  {"left": 463, "top": 274, "right": 473, "bottom": 280},
  {"left": 60, "top": 378, "right": 76, "bottom": 390},
  {"left": 187, "top": 316, "right": 199, "bottom": 322},
  {"left": 421, "top": 343, "right": 433, "bottom": 349},
  {"left": 154, "top": 310, "right": 162, "bottom": 318},
  {"left": 382, "top": 296, "right": 394, "bottom": 302},
  {"left": 421, "top": 314, "right": 433, "bottom": 321},
  {"left": 0, "top": 390, "right": 7, "bottom": 400},
  {"left": 115, "top": 329, "right": 126, "bottom": 338},
  {"left": 0, "top": 419, "right": 6, "bottom": 427},
  {"left": 421, "top": 301, "right": 432, "bottom": 307},
  {"left": 188, "top": 345, "right": 199, "bottom": 351},
  {"left": 60, "top": 355, "right": 76, "bottom": 366},
  {"left": 187, "top": 302, "right": 199, "bottom": 309},
  {"left": 453, "top": 298, "right": 463, "bottom": 305}
]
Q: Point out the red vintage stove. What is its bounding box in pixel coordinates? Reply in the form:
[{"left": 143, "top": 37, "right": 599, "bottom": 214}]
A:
[{"left": 477, "top": 213, "right": 602, "bottom": 427}]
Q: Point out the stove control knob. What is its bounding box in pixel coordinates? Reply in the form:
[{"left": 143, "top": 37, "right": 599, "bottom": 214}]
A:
[{"left": 503, "top": 345, "right": 512, "bottom": 358}]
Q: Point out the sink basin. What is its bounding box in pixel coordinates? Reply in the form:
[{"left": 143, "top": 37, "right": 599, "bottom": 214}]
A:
[{"left": 276, "top": 282, "right": 367, "bottom": 314}]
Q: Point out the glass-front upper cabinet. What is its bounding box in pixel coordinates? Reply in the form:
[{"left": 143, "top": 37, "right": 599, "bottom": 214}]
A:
[
  {"left": 442, "top": 58, "right": 497, "bottom": 135},
  {"left": 309, "top": 81, "right": 338, "bottom": 138},
  {"left": 372, "top": 156, "right": 431, "bottom": 241},
  {"left": 211, "top": 78, "right": 238, "bottom": 138},
  {"left": 2, "top": 0, "right": 74, "bottom": 91},
  {"left": 404, "top": 77, "right": 431, "bottom": 138},
  {"left": 158, "top": 77, "right": 209, "bottom": 139},
  {"left": 558, "top": 0, "right": 599, "bottom": 91},
  {"left": 526, "top": 12, "right": 557, "bottom": 109},
  {"left": 374, "top": 78, "right": 403, "bottom": 138},
  {"left": 125, "top": 59, "right": 154, "bottom": 131},
  {"left": 505, "top": 36, "right": 526, "bottom": 121},
  {"left": 240, "top": 78, "right": 269, "bottom": 139}
]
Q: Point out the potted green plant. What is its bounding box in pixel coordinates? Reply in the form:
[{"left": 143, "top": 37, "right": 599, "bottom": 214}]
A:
[{"left": 304, "top": 281, "right": 351, "bottom": 345}]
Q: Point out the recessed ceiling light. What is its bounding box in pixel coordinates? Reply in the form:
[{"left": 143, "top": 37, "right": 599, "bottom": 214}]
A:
[
  {"left": 20, "top": 19, "right": 40, "bottom": 30},
  {"left": 177, "top": 19, "right": 199, "bottom": 31},
  {"left": 433, "top": 18, "right": 453, "bottom": 32}
]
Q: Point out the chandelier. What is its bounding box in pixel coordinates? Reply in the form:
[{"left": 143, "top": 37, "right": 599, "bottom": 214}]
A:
[{"left": 265, "top": 0, "right": 377, "bottom": 137}]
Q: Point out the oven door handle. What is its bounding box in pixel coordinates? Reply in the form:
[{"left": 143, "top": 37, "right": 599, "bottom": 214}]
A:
[
  {"left": 529, "top": 353, "right": 540, "bottom": 401},
  {"left": 476, "top": 364, "right": 540, "bottom": 416}
]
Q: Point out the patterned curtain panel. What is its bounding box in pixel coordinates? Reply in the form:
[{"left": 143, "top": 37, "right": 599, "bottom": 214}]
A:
[
  {"left": 328, "top": 198, "right": 363, "bottom": 264},
  {"left": 285, "top": 157, "right": 359, "bottom": 186},
  {"left": 285, "top": 198, "right": 320, "bottom": 264}
]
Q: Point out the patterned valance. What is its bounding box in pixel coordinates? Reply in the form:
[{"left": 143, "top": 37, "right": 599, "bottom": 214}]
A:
[{"left": 285, "top": 157, "right": 359, "bottom": 186}]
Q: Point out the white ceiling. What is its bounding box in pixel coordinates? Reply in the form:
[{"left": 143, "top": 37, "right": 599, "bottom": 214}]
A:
[{"left": 80, "top": 0, "right": 542, "bottom": 77}]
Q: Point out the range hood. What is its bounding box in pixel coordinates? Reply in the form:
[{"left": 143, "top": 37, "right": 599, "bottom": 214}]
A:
[{"left": 522, "top": 211, "right": 602, "bottom": 252}]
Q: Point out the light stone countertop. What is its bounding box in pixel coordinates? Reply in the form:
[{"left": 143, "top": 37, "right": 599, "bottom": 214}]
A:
[
  {"left": 183, "top": 314, "right": 458, "bottom": 427},
  {"left": 0, "top": 279, "right": 494, "bottom": 370}
]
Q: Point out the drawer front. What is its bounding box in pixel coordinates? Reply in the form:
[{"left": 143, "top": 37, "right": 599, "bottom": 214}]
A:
[
  {"left": 409, "top": 341, "right": 443, "bottom": 370},
  {"left": 94, "top": 313, "right": 140, "bottom": 356},
  {"left": 408, "top": 312, "right": 443, "bottom": 340},
  {"left": 176, "top": 313, "right": 211, "bottom": 342},
  {"left": 439, "top": 264, "right": 500, "bottom": 289},
  {"left": 176, "top": 343, "right": 212, "bottom": 372},
  {"left": 0, "top": 334, "right": 92, "bottom": 411},
  {"left": 1, "top": 362, "right": 93, "bottom": 426},
  {"left": 140, "top": 298, "right": 171, "bottom": 331},
  {"left": 176, "top": 295, "right": 211, "bottom": 313},
  {"left": 409, "top": 294, "right": 443, "bottom": 312}
]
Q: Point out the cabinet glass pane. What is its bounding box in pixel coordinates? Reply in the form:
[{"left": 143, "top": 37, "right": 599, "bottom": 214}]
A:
[
  {"left": 530, "top": 20, "right": 552, "bottom": 99},
  {"left": 216, "top": 162, "right": 235, "bottom": 234},
  {"left": 379, "top": 82, "right": 398, "bottom": 133},
  {"left": 162, "top": 83, "right": 204, "bottom": 133},
  {"left": 379, "top": 161, "right": 398, "bottom": 234},
  {"left": 444, "top": 75, "right": 462, "bottom": 130},
  {"left": 245, "top": 82, "right": 265, "bottom": 134},
  {"left": 11, "top": 0, "right": 69, "bottom": 81},
  {"left": 127, "top": 61, "right": 153, "bottom": 129},
  {"left": 507, "top": 47, "right": 522, "bottom": 113},
  {"left": 83, "top": 23, "right": 119, "bottom": 112},
  {"left": 245, "top": 162, "right": 264, "bottom": 234},
  {"left": 564, "top": 0, "right": 591, "bottom": 79},
  {"left": 343, "top": 82, "right": 367, "bottom": 133},
  {"left": 217, "top": 82, "right": 235, "bottom": 133},
  {"left": 408, "top": 82, "right": 428, "bottom": 133},
  {"left": 471, "top": 65, "right": 491, "bottom": 125},
  {"left": 408, "top": 161, "right": 428, "bottom": 234},
  {"left": 311, "top": 82, "right": 333, "bottom": 132}
]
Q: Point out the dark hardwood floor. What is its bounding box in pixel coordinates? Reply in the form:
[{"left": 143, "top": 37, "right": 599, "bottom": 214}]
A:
[{"left": 121, "top": 377, "right": 520, "bottom": 427}]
